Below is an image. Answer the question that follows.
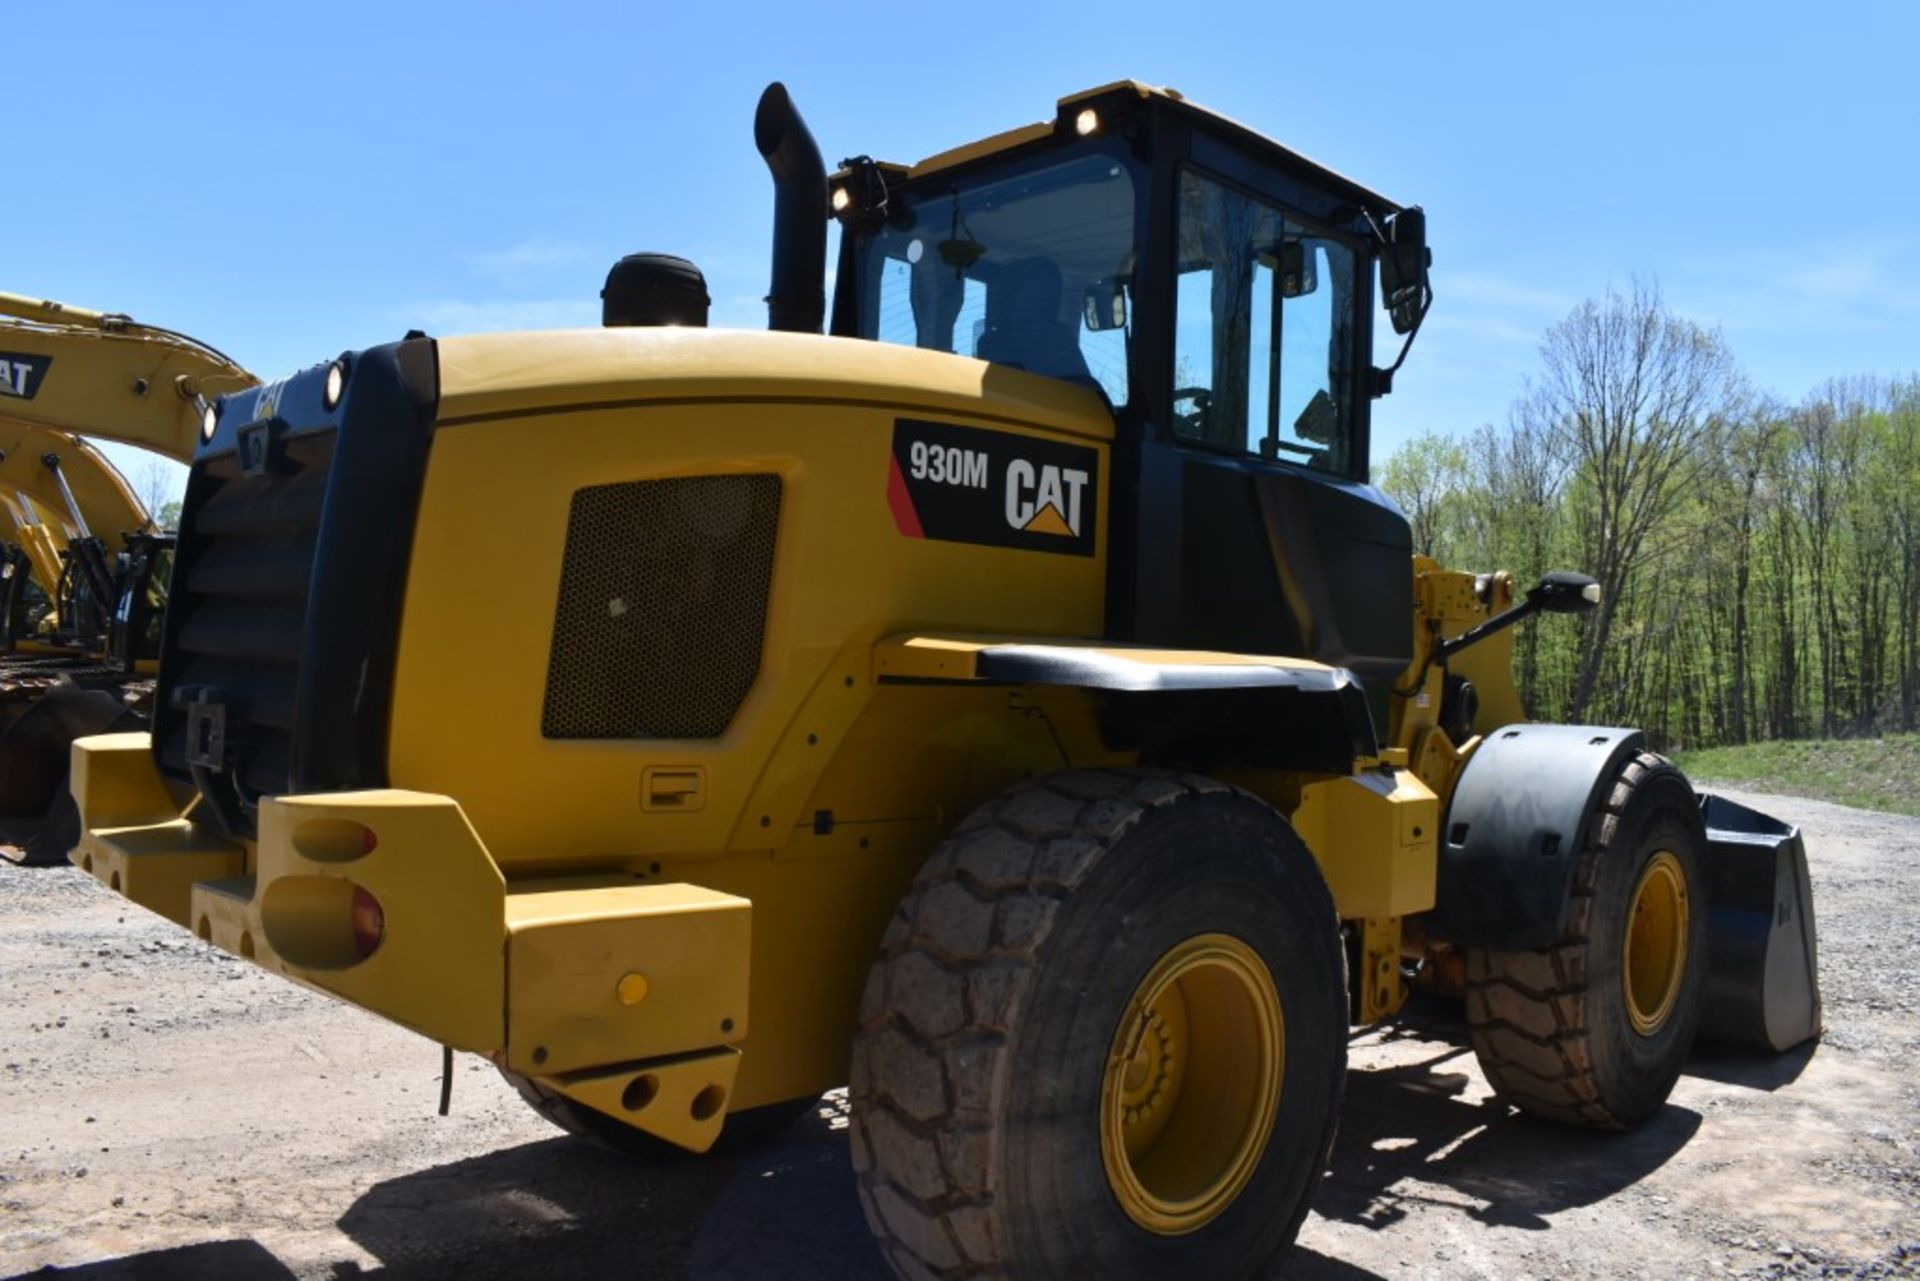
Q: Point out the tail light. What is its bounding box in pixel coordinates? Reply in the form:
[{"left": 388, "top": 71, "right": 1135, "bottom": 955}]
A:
[{"left": 351, "top": 886, "right": 385, "bottom": 959}]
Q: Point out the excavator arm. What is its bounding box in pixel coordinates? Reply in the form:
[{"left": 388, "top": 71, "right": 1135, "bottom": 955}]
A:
[
  {"left": 0, "top": 292, "right": 256, "bottom": 657},
  {"left": 0, "top": 489, "right": 70, "bottom": 607},
  {"left": 0, "top": 426, "right": 154, "bottom": 548},
  {"left": 0, "top": 290, "right": 255, "bottom": 463}
]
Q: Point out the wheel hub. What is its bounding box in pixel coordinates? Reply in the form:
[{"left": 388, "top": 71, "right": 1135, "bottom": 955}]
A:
[
  {"left": 1624, "top": 849, "right": 1690, "bottom": 1035},
  {"left": 1099, "top": 932, "right": 1284, "bottom": 1235}
]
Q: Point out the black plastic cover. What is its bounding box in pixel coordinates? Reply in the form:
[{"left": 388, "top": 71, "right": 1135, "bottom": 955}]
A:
[
  {"left": 1431, "top": 723, "right": 1645, "bottom": 948},
  {"left": 153, "top": 338, "right": 438, "bottom": 837},
  {"left": 971, "top": 644, "right": 1379, "bottom": 772},
  {"left": 602, "top": 254, "right": 710, "bottom": 328},
  {"left": 1698, "top": 793, "right": 1823, "bottom": 1052}
]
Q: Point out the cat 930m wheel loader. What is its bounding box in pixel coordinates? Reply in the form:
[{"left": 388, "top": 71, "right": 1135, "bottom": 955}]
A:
[{"left": 66, "top": 82, "right": 1821, "bottom": 1278}]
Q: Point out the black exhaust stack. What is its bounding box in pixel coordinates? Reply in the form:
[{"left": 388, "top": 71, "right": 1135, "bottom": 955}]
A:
[{"left": 754, "top": 82, "right": 828, "bottom": 334}]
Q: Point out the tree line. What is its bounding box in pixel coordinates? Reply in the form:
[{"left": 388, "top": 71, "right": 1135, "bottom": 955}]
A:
[{"left": 1378, "top": 280, "right": 1920, "bottom": 750}]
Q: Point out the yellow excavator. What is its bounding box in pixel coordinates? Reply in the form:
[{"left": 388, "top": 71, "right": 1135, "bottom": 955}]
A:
[{"left": 1, "top": 292, "right": 254, "bottom": 861}]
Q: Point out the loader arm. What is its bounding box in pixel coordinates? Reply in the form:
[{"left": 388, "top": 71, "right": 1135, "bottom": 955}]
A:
[{"left": 1, "top": 290, "right": 255, "bottom": 463}]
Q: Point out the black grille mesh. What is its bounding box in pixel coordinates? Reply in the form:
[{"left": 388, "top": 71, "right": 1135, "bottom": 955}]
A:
[
  {"left": 156, "top": 432, "right": 334, "bottom": 800},
  {"left": 542, "top": 474, "right": 781, "bottom": 739}
]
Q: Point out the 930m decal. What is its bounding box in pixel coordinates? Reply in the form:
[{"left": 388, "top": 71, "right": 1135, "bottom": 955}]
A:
[
  {"left": 889, "top": 418, "right": 1098, "bottom": 557},
  {"left": 0, "top": 352, "right": 51, "bottom": 400}
]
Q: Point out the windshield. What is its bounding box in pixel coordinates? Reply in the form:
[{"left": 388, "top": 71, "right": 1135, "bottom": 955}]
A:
[{"left": 856, "top": 151, "right": 1138, "bottom": 406}]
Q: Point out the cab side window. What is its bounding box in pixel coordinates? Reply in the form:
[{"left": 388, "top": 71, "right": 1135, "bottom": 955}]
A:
[{"left": 1171, "top": 169, "right": 1357, "bottom": 474}]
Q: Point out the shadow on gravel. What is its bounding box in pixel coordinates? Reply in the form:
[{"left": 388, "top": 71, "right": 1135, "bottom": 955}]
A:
[
  {"left": 20, "top": 1239, "right": 296, "bottom": 1280},
  {"left": 1686, "top": 1037, "right": 1818, "bottom": 1092},
  {"left": 24, "top": 1004, "right": 1766, "bottom": 1280},
  {"left": 331, "top": 1102, "right": 886, "bottom": 1279},
  {"left": 1320, "top": 1001, "right": 1704, "bottom": 1234},
  {"left": 1279, "top": 1245, "right": 1394, "bottom": 1278}
]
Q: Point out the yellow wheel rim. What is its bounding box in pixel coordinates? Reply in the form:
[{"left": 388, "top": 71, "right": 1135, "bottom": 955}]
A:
[
  {"left": 1099, "top": 933, "right": 1284, "bottom": 1235},
  {"left": 1624, "top": 850, "right": 1690, "bottom": 1035}
]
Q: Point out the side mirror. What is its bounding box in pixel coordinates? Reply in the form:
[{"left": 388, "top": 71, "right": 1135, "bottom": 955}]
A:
[
  {"left": 1081, "top": 279, "right": 1127, "bottom": 331},
  {"left": 1438, "top": 569, "right": 1601, "bottom": 661},
  {"left": 1527, "top": 570, "right": 1602, "bottom": 614},
  {"left": 1379, "top": 206, "right": 1431, "bottom": 336}
]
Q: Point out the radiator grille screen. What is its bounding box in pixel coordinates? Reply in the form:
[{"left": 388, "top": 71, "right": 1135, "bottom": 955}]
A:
[{"left": 542, "top": 474, "right": 781, "bottom": 739}]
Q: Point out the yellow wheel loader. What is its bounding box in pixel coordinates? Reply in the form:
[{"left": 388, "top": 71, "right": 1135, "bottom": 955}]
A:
[
  {"left": 2, "top": 293, "right": 255, "bottom": 862},
  {"left": 66, "top": 83, "right": 1820, "bottom": 1277}
]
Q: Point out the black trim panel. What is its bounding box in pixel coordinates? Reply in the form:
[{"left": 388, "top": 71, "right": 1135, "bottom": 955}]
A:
[
  {"left": 879, "top": 641, "right": 1379, "bottom": 770},
  {"left": 971, "top": 644, "right": 1350, "bottom": 693},
  {"left": 154, "top": 338, "right": 438, "bottom": 836},
  {"left": 290, "top": 339, "right": 438, "bottom": 793}
]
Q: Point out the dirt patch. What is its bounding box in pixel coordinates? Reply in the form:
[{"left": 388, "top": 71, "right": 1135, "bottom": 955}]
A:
[{"left": 3, "top": 788, "right": 1916, "bottom": 1279}]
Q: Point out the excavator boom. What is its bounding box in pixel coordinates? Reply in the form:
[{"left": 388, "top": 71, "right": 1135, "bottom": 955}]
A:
[
  {"left": 2, "top": 294, "right": 254, "bottom": 862},
  {"left": 1, "top": 290, "right": 255, "bottom": 463}
]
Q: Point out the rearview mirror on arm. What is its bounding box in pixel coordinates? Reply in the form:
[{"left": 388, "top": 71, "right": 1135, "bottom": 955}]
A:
[{"left": 1379, "top": 206, "right": 1430, "bottom": 336}]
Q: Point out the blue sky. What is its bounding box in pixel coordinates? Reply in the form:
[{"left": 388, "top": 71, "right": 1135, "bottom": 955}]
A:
[{"left": 13, "top": 1, "right": 1916, "bottom": 503}]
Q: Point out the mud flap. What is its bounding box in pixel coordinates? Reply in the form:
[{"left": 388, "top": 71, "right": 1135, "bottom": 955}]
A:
[{"left": 1698, "top": 794, "right": 1822, "bottom": 1053}]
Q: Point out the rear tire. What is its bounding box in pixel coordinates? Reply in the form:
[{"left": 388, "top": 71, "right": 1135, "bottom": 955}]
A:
[
  {"left": 1466, "top": 751, "right": 1708, "bottom": 1129},
  {"left": 501, "top": 1070, "right": 819, "bottom": 1159},
  {"left": 18, "top": 788, "right": 82, "bottom": 866},
  {"left": 849, "top": 768, "right": 1347, "bottom": 1280}
]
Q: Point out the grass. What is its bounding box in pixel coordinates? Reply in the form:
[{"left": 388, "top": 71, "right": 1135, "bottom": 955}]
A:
[{"left": 1672, "top": 732, "right": 1920, "bottom": 817}]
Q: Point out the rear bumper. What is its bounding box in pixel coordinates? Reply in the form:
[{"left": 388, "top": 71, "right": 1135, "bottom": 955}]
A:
[{"left": 70, "top": 731, "right": 752, "bottom": 1152}]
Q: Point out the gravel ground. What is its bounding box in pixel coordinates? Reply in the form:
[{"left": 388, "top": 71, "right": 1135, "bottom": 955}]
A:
[{"left": 2, "top": 787, "right": 1916, "bottom": 1279}]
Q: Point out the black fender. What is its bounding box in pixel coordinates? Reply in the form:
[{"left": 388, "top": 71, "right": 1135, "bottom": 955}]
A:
[
  {"left": 971, "top": 645, "right": 1379, "bottom": 775},
  {"left": 875, "top": 637, "right": 1378, "bottom": 776},
  {"left": 1430, "top": 723, "right": 1653, "bottom": 949}
]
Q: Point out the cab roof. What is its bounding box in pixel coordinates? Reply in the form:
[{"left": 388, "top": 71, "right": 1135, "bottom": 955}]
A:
[{"left": 891, "top": 81, "right": 1403, "bottom": 219}]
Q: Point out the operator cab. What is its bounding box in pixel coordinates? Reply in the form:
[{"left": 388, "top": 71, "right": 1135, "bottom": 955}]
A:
[{"left": 820, "top": 83, "right": 1431, "bottom": 702}]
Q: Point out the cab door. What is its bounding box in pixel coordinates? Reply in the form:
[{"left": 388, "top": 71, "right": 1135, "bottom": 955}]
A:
[{"left": 1126, "top": 164, "right": 1413, "bottom": 693}]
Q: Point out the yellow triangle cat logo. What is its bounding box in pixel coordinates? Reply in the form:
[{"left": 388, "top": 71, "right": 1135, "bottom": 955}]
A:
[{"left": 1022, "top": 503, "right": 1074, "bottom": 536}]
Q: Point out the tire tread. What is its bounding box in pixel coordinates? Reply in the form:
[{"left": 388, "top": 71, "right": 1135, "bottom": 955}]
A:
[
  {"left": 851, "top": 768, "right": 1241, "bottom": 1278},
  {"left": 1465, "top": 750, "right": 1680, "bottom": 1130}
]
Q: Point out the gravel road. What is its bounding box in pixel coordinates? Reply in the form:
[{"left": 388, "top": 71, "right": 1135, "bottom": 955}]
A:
[{"left": 3, "top": 788, "right": 1916, "bottom": 1279}]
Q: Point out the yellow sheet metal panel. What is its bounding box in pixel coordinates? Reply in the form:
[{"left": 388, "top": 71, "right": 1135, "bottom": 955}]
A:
[
  {"left": 1291, "top": 769, "right": 1439, "bottom": 921},
  {"left": 433, "top": 328, "right": 1113, "bottom": 442},
  {"left": 72, "top": 819, "right": 244, "bottom": 926},
  {"left": 910, "top": 121, "right": 1054, "bottom": 177},
  {"left": 1355, "top": 916, "right": 1408, "bottom": 1024},
  {"left": 253, "top": 791, "right": 508, "bottom": 1053},
  {"left": 69, "top": 732, "right": 177, "bottom": 829},
  {"left": 539, "top": 1046, "right": 743, "bottom": 1154},
  {"left": 388, "top": 397, "right": 1108, "bottom": 871},
  {"left": 1426, "top": 566, "right": 1527, "bottom": 733},
  {"left": 504, "top": 881, "right": 751, "bottom": 1076},
  {"left": 188, "top": 876, "right": 261, "bottom": 961},
  {"left": 872, "top": 634, "right": 991, "bottom": 681}
]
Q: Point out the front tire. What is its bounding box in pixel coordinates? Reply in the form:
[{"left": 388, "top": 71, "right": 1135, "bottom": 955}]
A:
[
  {"left": 1466, "top": 751, "right": 1709, "bottom": 1129},
  {"left": 849, "top": 769, "right": 1347, "bottom": 1279}
]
